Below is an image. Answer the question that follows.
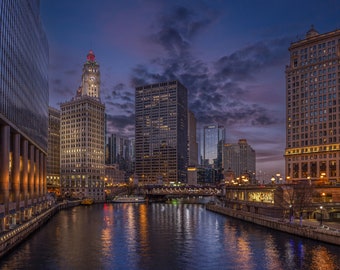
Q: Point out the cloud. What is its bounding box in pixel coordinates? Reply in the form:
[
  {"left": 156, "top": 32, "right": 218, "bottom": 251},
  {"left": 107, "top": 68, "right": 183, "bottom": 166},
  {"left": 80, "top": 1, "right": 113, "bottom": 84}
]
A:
[
  {"left": 105, "top": 113, "right": 135, "bottom": 137},
  {"left": 129, "top": 5, "right": 286, "bottom": 133}
]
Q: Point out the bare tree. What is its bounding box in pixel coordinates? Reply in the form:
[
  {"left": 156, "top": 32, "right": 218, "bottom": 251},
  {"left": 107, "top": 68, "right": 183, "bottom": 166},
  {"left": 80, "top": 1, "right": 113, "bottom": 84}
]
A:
[
  {"left": 275, "top": 182, "right": 314, "bottom": 225},
  {"left": 293, "top": 181, "right": 314, "bottom": 226}
]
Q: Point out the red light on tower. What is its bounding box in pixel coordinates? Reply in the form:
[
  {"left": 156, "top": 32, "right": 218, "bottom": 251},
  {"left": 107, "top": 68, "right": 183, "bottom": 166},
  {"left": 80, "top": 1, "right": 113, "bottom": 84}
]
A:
[{"left": 87, "top": 50, "right": 95, "bottom": 62}]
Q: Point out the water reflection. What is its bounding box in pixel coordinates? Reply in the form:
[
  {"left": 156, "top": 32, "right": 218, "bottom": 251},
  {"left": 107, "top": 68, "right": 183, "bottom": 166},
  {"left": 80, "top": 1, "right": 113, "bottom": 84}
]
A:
[{"left": 0, "top": 203, "right": 339, "bottom": 270}]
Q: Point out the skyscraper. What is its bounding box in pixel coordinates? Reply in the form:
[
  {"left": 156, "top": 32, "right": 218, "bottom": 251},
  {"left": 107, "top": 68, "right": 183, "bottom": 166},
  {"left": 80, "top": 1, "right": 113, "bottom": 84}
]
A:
[
  {"left": 187, "top": 110, "right": 198, "bottom": 185},
  {"left": 47, "top": 107, "right": 60, "bottom": 195},
  {"left": 188, "top": 110, "right": 198, "bottom": 167},
  {"left": 135, "top": 80, "right": 188, "bottom": 185},
  {"left": 222, "top": 139, "right": 256, "bottom": 183},
  {"left": 106, "top": 133, "right": 134, "bottom": 173},
  {"left": 60, "top": 50, "right": 105, "bottom": 201},
  {"left": 0, "top": 0, "right": 48, "bottom": 231},
  {"left": 201, "top": 125, "right": 225, "bottom": 169},
  {"left": 285, "top": 26, "right": 340, "bottom": 184}
]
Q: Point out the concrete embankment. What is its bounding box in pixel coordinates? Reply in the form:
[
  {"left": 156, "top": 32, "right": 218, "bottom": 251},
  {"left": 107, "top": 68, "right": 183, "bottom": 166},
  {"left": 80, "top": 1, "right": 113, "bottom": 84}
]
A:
[
  {"left": 0, "top": 200, "right": 80, "bottom": 258},
  {"left": 206, "top": 203, "right": 340, "bottom": 246}
]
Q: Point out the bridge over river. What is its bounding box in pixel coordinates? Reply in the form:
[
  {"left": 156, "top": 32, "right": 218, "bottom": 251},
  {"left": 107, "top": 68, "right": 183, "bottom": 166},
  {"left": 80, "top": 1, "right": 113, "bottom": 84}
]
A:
[{"left": 140, "top": 186, "right": 222, "bottom": 196}]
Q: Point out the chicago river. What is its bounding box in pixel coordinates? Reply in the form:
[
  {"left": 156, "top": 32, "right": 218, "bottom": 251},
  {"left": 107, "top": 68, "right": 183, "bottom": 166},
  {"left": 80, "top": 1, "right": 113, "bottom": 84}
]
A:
[{"left": 0, "top": 203, "right": 339, "bottom": 270}]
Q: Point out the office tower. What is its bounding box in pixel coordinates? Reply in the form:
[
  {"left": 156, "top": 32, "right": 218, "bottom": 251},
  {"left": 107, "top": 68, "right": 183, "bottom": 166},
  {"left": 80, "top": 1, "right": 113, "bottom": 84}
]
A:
[
  {"left": 135, "top": 80, "right": 188, "bottom": 185},
  {"left": 0, "top": 0, "right": 48, "bottom": 231},
  {"left": 106, "top": 133, "right": 133, "bottom": 173},
  {"left": 285, "top": 26, "right": 340, "bottom": 184},
  {"left": 201, "top": 125, "right": 225, "bottom": 169},
  {"left": 47, "top": 107, "right": 60, "bottom": 195},
  {"left": 188, "top": 111, "right": 198, "bottom": 166},
  {"left": 187, "top": 111, "right": 198, "bottom": 185},
  {"left": 222, "top": 139, "right": 256, "bottom": 183},
  {"left": 60, "top": 50, "right": 105, "bottom": 201}
]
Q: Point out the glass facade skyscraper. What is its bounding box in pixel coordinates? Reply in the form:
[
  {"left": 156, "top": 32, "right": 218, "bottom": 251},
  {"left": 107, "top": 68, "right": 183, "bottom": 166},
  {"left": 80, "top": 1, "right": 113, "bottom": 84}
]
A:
[
  {"left": 135, "top": 81, "right": 188, "bottom": 185},
  {"left": 201, "top": 125, "right": 225, "bottom": 169},
  {"left": 0, "top": 0, "right": 49, "bottom": 232},
  {"left": 0, "top": 0, "right": 48, "bottom": 150}
]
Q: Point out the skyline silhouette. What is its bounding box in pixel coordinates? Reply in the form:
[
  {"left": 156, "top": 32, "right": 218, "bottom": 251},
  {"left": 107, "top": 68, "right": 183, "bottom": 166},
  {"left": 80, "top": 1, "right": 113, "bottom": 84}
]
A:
[{"left": 41, "top": 0, "right": 340, "bottom": 176}]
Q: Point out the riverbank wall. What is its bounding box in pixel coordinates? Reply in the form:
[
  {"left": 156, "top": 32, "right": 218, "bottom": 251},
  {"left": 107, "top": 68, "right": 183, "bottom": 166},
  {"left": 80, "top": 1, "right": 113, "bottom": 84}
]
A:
[
  {"left": 0, "top": 200, "right": 80, "bottom": 258},
  {"left": 206, "top": 203, "right": 340, "bottom": 246}
]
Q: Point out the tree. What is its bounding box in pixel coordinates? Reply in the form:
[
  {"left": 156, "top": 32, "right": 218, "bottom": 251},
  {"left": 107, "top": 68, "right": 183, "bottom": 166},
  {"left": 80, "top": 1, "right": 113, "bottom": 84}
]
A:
[{"left": 274, "top": 182, "right": 314, "bottom": 225}]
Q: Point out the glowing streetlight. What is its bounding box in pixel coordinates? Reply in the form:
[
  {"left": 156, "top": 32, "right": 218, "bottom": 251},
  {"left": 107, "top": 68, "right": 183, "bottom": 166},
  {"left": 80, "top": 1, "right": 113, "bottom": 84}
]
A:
[
  {"left": 271, "top": 176, "right": 275, "bottom": 184},
  {"left": 319, "top": 206, "right": 323, "bottom": 226}
]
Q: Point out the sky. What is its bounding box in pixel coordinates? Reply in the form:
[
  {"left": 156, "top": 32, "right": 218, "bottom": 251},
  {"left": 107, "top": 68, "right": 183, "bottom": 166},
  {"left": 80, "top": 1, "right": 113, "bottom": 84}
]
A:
[{"left": 40, "top": 0, "right": 340, "bottom": 179}]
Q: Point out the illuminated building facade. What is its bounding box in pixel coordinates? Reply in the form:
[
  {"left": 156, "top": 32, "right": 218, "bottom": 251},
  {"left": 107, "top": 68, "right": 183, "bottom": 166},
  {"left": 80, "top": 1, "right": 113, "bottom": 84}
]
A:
[
  {"left": 222, "top": 139, "right": 256, "bottom": 184},
  {"left": 0, "top": 0, "right": 49, "bottom": 231},
  {"left": 47, "top": 107, "right": 60, "bottom": 195},
  {"left": 285, "top": 27, "right": 340, "bottom": 184},
  {"left": 135, "top": 81, "right": 188, "bottom": 185},
  {"left": 60, "top": 51, "right": 105, "bottom": 201}
]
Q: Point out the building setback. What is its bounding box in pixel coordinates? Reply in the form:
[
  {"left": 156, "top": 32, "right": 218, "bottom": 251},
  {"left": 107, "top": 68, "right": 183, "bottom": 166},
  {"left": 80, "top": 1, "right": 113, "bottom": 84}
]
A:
[
  {"left": 60, "top": 50, "right": 105, "bottom": 201},
  {"left": 0, "top": 0, "right": 49, "bottom": 231},
  {"left": 135, "top": 80, "right": 188, "bottom": 185},
  {"left": 285, "top": 27, "right": 340, "bottom": 184}
]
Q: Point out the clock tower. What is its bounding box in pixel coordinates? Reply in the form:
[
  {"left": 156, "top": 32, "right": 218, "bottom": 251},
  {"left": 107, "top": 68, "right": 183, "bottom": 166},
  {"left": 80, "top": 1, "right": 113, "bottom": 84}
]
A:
[
  {"left": 80, "top": 50, "right": 100, "bottom": 98},
  {"left": 60, "top": 50, "right": 105, "bottom": 201}
]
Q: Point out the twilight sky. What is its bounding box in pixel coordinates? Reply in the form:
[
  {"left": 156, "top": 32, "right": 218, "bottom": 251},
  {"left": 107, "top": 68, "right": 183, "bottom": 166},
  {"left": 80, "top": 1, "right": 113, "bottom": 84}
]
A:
[{"left": 40, "top": 0, "right": 340, "bottom": 178}]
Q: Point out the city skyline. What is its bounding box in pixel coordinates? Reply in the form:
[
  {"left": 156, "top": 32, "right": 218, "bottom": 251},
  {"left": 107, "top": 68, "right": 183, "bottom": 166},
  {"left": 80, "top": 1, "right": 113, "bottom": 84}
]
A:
[{"left": 40, "top": 0, "right": 340, "bottom": 176}]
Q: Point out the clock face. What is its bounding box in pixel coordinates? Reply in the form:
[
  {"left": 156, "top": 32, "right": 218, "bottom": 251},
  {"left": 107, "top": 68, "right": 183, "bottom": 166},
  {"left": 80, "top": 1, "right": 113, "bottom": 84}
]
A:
[{"left": 89, "top": 76, "right": 95, "bottom": 82}]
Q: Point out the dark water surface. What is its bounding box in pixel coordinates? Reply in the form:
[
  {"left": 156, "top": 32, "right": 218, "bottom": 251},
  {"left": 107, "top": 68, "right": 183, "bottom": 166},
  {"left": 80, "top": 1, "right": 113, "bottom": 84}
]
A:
[{"left": 0, "top": 203, "right": 339, "bottom": 270}]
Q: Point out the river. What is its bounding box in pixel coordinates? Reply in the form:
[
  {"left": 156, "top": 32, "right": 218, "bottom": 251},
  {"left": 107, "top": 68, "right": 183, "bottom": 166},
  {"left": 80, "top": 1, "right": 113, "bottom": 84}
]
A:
[{"left": 0, "top": 202, "right": 339, "bottom": 270}]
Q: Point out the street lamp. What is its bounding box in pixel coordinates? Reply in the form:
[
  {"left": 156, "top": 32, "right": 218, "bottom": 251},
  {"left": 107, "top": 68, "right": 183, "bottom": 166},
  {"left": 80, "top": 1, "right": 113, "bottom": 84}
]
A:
[
  {"left": 289, "top": 205, "right": 293, "bottom": 223},
  {"left": 319, "top": 206, "right": 323, "bottom": 226},
  {"left": 271, "top": 176, "right": 275, "bottom": 185}
]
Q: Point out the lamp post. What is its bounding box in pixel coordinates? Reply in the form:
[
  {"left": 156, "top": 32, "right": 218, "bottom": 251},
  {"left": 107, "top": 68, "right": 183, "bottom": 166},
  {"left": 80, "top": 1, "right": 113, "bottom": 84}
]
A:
[
  {"left": 271, "top": 176, "right": 275, "bottom": 185},
  {"left": 319, "top": 206, "right": 323, "bottom": 226},
  {"left": 289, "top": 205, "right": 293, "bottom": 223},
  {"left": 276, "top": 172, "right": 281, "bottom": 183}
]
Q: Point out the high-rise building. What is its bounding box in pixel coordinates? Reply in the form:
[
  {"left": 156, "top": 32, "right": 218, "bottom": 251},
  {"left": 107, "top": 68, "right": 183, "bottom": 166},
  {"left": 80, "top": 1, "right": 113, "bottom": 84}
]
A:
[
  {"left": 201, "top": 125, "right": 225, "bottom": 169},
  {"left": 188, "top": 111, "right": 198, "bottom": 166},
  {"left": 0, "top": 0, "right": 49, "bottom": 231},
  {"left": 187, "top": 110, "right": 198, "bottom": 185},
  {"left": 135, "top": 80, "right": 188, "bottom": 185},
  {"left": 47, "top": 107, "right": 60, "bottom": 195},
  {"left": 60, "top": 50, "right": 105, "bottom": 201},
  {"left": 222, "top": 139, "right": 256, "bottom": 183},
  {"left": 285, "top": 26, "right": 340, "bottom": 184},
  {"left": 106, "top": 133, "right": 134, "bottom": 176}
]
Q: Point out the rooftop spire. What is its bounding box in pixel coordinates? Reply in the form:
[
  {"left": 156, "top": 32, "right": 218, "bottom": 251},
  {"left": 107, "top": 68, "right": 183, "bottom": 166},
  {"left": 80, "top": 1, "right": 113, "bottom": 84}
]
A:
[
  {"left": 87, "top": 50, "right": 95, "bottom": 62},
  {"left": 306, "top": 25, "right": 319, "bottom": 38}
]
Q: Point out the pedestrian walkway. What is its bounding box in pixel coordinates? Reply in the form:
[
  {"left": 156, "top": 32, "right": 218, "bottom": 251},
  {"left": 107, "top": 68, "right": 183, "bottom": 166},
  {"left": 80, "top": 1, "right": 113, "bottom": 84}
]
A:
[{"left": 289, "top": 218, "right": 340, "bottom": 231}]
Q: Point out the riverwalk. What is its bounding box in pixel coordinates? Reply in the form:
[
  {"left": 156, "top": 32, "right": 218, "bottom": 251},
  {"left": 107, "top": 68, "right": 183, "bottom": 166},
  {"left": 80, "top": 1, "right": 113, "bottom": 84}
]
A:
[
  {"left": 0, "top": 200, "right": 80, "bottom": 258},
  {"left": 206, "top": 203, "right": 340, "bottom": 246}
]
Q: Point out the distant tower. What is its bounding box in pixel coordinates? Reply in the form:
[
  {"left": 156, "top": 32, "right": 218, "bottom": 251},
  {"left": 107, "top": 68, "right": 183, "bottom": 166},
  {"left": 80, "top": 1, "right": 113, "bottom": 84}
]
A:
[
  {"left": 60, "top": 50, "right": 105, "bottom": 201},
  {"left": 187, "top": 110, "right": 198, "bottom": 185},
  {"left": 222, "top": 139, "right": 256, "bottom": 183},
  {"left": 201, "top": 125, "right": 225, "bottom": 169},
  {"left": 135, "top": 80, "right": 188, "bottom": 185},
  {"left": 47, "top": 107, "right": 60, "bottom": 195},
  {"left": 285, "top": 27, "right": 340, "bottom": 184}
]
